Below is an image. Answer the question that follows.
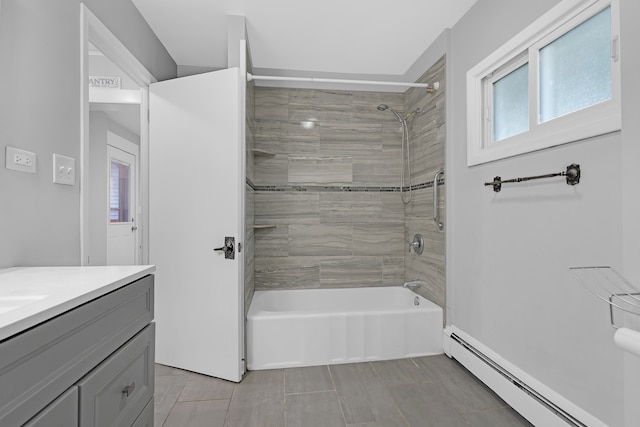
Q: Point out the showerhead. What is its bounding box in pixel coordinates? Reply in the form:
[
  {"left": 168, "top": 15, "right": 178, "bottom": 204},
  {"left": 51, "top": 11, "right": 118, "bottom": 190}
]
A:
[{"left": 377, "top": 104, "right": 403, "bottom": 122}]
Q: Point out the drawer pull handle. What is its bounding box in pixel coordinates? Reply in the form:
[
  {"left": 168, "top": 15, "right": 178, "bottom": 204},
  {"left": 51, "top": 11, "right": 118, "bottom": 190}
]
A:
[{"left": 122, "top": 382, "right": 136, "bottom": 397}]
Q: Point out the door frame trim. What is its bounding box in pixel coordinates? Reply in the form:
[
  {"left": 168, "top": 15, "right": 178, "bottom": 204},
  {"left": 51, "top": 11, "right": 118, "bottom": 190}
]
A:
[{"left": 80, "top": 5, "right": 156, "bottom": 265}]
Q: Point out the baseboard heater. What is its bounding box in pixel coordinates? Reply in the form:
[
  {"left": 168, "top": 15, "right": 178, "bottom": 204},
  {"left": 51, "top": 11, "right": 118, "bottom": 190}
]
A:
[{"left": 444, "top": 327, "right": 607, "bottom": 427}]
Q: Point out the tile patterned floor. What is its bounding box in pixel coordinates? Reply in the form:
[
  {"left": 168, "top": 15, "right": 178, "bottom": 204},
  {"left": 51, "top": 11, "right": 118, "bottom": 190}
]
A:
[{"left": 154, "top": 355, "right": 533, "bottom": 427}]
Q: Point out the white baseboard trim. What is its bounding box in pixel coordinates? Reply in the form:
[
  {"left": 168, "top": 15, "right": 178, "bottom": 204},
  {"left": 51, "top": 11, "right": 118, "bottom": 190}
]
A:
[{"left": 444, "top": 326, "right": 608, "bottom": 427}]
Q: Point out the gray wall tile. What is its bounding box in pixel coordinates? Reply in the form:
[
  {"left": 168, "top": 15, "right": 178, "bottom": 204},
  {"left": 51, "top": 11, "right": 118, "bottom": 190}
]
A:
[
  {"left": 312, "top": 90, "right": 355, "bottom": 121},
  {"left": 352, "top": 147, "right": 401, "bottom": 187},
  {"left": 382, "top": 194, "right": 405, "bottom": 223},
  {"left": 255, "top": 256, "right": 321, "bottom": 290},
  {"left": 320, "top": 193, "right": 384, "bottom": 224},
  {"left": 320, "top": 257, "right": 383, "bottom": 288},
  {"left": 383, "top": 256, "right": 405, "bottom": 286},
  {"left": 255, "top": 88, "right": 289, "bottom": 121},
  {"left": 288, "top": 157, "right": 353, "bottom": 186},
  {"left": 255, "top": 192, "right": 320, "bottom": 225},
  {"left": 254, "top": 120, "right": 320, "bottom": 156},
  {"left": 353, "top": 224, "right": 405, "bottom": 256},
  {"left": 254, "top": 154, "right": 288, "bottom": 185},
  {"left": 289, "top": 224, "right": 353, "bottom": 256},
  {"left": 255, "top": 225, "right": 289, "bottom": 257},
  {"left": 288, "top": 89, "right": 317, "bottom": 121}
]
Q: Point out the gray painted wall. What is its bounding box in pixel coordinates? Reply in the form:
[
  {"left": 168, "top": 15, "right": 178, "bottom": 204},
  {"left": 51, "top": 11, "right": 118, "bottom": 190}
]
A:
[
  {"left": 448, "top": 0, "right": 630, "bottom": 424},
  {"left": 0, "top": 0, "right": 175, "bottom": 268},
  {"left": 619, "top": 2, "right": 640, "bottom": 423}
]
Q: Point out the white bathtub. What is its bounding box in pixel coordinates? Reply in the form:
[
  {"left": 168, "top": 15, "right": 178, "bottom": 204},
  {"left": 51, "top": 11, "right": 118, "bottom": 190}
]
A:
[{"left": 247, "top": 286, "right": 443, "bottom": 370}]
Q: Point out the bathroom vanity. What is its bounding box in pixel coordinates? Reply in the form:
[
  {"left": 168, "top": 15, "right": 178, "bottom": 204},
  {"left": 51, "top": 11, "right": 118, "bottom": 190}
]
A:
[{"left": 0, "top": 266, "right": 155, "bottom": 426}]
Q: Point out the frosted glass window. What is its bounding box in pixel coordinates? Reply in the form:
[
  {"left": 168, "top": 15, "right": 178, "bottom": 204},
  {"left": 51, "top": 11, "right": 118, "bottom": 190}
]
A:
[
  {"left": 539, "top": 6, "right": 611, "bottom": 123},
  {"left": 110, "top": 160, "right": 130, "bottom": 223},
  {"left": 493, "top": 63, "right": 529, "bottom": 142}
]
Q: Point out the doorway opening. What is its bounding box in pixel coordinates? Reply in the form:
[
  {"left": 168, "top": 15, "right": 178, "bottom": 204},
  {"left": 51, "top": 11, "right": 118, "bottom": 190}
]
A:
[{"left": 80, "top": 5, "right": 155, "bottom": 265}]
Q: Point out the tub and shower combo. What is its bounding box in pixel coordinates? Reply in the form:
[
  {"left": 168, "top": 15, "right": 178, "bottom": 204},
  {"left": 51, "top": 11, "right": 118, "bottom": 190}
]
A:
[
  {"left": 247, "top": 101, "right": 444, "bottom": 370},
  {"left": 247, "top": 284, "right": 443, "bottom": 370}
]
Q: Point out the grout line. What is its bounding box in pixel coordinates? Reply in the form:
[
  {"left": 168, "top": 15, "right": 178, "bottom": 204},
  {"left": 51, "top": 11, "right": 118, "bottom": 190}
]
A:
[
  {"left": 221, "top": 397, "right": 232, "bottom": 427},
  {"left": 327, "top": 365, "right": 349, "bottom": 427},
  {"left": 281, "top": 368, "right": 287, "bottom": 427},
  {"left": 284, "top": 389, "right": 337, "bottom": 396}
]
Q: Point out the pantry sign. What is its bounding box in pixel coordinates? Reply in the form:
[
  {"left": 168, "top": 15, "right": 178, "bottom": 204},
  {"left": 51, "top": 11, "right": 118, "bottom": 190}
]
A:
[{"left": 89, "top": 76, "right": 121, "bottom": 89}]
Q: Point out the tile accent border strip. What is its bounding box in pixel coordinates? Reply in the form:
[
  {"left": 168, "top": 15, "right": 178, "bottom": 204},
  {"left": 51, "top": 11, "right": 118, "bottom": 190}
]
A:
[{"left": 245, "top": 177, "right": 445, "bottom": 193}]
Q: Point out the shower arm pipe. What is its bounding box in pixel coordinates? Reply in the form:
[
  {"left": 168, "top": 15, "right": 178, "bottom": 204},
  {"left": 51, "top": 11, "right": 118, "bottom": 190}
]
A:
[{"left": 247, "top": 73, "right": 440, "bottom": 90}]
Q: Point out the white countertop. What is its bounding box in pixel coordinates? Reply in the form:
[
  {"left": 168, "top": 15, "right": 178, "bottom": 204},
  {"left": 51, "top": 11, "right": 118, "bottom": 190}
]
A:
[{"left": 0, "top": 265, "right": 155, "bottom": 342}]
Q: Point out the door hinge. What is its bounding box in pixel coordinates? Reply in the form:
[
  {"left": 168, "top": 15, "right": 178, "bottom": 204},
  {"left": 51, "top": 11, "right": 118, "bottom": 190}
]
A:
[{"left": 238, "top": 242, "right": 242, "bottom": 253}]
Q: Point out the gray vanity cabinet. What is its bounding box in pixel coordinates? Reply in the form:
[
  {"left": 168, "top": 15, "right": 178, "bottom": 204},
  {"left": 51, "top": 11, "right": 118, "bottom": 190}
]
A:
[
  {"left": 0, "top": 273, "right": 154, "bottom": 427},
  {"left": 24, "top": 388, "right": 79, "bottom": 427},
  {"left": 78, "top": 324, "right": 155, "bottom": 427}
]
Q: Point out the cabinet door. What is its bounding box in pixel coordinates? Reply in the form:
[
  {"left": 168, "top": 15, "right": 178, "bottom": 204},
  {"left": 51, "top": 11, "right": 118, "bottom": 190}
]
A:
[
  {"left": 78, "top": 324, "right": 155, "bottom": 427},
  {"left": 24, "top": 387, "right": 78, "bottom": 427}
]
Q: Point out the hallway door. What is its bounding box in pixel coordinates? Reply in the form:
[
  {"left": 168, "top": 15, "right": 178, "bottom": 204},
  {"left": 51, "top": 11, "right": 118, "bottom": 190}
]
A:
[
  {"left": 106, "top": 139, "right": 139, "bottom": 265},
  {"left": 149, "top": 68, "right": 245, "bottom": 383}
]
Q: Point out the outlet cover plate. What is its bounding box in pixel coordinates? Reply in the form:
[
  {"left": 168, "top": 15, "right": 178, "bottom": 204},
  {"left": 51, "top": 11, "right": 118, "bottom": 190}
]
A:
[
  {"left": 53, "top": 154, "right": 75, "bottom": 185},
  {"left": 5, "top": 146, "right": 36, "bottom": 173}
]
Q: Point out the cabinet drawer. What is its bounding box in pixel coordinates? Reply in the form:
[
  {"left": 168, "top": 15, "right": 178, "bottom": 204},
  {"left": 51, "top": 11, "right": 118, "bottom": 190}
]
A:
[
  {"left": 78, "top": 324, "right": 155, "bottom": 427},
  {"left": 0, "top": 274, "right": 153, "bottom": 426},
  {"left": 131, "top": 398, "right": 154, "bottom": 427},
  {"left": 24, "top": 387, "right": 78, "bottom": 427}
]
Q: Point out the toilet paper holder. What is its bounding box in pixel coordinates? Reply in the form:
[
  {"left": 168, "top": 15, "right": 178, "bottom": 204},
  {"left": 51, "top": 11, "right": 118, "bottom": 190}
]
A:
[{"left": 570, "top": 266, "right": 640, "bottom": 329}]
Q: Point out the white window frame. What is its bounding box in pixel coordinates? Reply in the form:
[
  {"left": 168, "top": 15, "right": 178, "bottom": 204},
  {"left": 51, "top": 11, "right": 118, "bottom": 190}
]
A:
[{"left": 467, "top": 0, "right": 620, "bottom": 166}]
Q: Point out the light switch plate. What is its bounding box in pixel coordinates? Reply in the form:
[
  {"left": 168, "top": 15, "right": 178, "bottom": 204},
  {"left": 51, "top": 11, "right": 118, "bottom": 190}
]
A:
[
  {"left": 5, "top": 146, "right": 36, "bottom": 173},
  {"left": 53, "top": 154, "right": 75, "bottom": 186}
]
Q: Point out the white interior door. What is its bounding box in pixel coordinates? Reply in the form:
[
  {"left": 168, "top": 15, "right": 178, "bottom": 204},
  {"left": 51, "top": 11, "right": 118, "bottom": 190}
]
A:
[
  {"left": 106, "top": 140, "right": 138, "bottom": 265},
  {"left": 149, "top": 68, "right": 244, "bottom": 382}
]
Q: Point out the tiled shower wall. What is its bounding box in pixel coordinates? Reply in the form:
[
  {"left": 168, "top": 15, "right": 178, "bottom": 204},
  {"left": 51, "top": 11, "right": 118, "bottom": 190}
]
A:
[
  {"left": 404, "top": 56, "right": 446, "bottom": 308},
  {"left": 246, "top": 56, "right": 446, "bottom": 307},
  {"left": 245, "top": 79, "right": 256, "bottom": 315},
  {"left": 249, "top": 89, "right": 406, "bottom": 289}
]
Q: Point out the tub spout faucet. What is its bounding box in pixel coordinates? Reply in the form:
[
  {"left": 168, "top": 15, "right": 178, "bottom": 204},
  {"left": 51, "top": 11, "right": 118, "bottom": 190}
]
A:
[{"left": 403, "top": 280, "right": 423, "bottom": 290}]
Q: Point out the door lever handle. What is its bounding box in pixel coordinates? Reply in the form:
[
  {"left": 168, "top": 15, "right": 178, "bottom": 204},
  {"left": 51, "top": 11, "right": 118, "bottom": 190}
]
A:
[{"left": 214, "top": 237, "right": 235, "bottom": 260}]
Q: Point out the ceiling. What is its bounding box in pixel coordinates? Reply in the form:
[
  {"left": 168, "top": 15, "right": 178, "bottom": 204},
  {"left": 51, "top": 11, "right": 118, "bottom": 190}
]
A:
[{"left": 131, "top": 0, "right": 477, "bottom": 78}]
